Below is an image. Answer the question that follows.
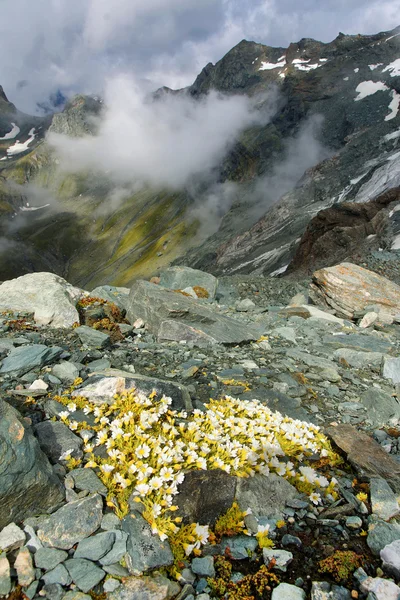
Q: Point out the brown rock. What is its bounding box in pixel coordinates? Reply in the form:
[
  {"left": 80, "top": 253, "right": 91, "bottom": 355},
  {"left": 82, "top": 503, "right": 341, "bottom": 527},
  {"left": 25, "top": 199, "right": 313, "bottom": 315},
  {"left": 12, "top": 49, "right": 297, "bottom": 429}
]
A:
[
  {"left": 310, "top": 262, "right": 400, "bottom": 319},
  {"left": 326, "top": 424, "right": 400, "bottom": 495}
]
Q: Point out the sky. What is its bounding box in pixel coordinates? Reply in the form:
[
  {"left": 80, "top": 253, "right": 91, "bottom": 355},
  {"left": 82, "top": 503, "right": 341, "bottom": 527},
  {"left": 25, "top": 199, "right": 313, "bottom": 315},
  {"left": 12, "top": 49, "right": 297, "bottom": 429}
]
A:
[{"left": 1, "top": 0, "right": 400, "bottom": 113}]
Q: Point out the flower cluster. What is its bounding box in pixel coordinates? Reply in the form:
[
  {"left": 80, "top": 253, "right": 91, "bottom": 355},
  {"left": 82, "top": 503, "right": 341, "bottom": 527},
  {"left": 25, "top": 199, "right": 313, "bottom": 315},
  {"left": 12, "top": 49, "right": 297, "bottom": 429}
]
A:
[{"left": 56, "top": 386, "right": 340, "bottom": 542}]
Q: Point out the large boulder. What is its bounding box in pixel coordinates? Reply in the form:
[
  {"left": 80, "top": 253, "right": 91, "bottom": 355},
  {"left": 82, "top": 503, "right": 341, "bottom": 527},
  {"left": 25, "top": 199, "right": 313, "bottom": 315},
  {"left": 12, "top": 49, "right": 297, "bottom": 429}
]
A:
[
  {"left": 310, "top": 263, "right": 400, "bottom": 319},
  {"left": 0, "top": 272, "right": 83, "bottom": 327},
  {"left": 159, "top": 266, "right": 218, "bottom": 300},
  {"left": 0, "top": 400, "right": 64, "bottom": 529},
  {"left": 126, "top": 280, "right": 262, "bottom": 345}
]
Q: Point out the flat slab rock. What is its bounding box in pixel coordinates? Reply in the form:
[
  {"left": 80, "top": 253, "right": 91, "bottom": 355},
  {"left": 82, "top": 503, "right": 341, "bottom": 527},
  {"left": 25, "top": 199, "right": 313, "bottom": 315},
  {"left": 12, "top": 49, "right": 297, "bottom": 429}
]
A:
[
  {"left": 326, "top": 424, "right": 400, "bottom": 496},
  {"left": 310, "top": 262, "right": 400, "bottom": 319},
  {"left": 122, "top": 513, "right": 174, "bottom": 575},
  {"left": 126, "top": 280, "right": 262, "bottom": 345},
  {"left": 0, "top": 400, "right": 64, "bottom": 529},
  {"left": 106, "top": 575, "right": 170, "bottom": 600},
  {"left": 37, "top": 494, "right": 103, "bottom": 549}
]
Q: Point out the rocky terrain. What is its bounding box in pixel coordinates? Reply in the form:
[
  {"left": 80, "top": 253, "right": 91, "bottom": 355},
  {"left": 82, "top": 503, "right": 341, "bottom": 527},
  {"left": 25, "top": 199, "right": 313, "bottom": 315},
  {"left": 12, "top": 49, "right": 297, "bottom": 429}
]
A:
[{"left": 1, "top": 263, "right": 400, "bottom": 599}]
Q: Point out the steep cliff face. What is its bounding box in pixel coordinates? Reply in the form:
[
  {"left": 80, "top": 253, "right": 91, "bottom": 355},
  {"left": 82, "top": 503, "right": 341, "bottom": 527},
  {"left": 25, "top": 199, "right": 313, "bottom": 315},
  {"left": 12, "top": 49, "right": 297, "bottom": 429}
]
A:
[{"left": 0, "top": 25, "right": 400, "bottom": 285}]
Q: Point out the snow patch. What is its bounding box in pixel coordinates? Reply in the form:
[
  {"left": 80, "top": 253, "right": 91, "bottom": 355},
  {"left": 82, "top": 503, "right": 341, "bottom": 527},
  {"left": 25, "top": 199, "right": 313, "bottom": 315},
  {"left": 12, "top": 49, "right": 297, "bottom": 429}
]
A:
[
  {"left": 20, "top": 204, "right": 50, "bottom": 212},
  {"left": 354, "top": 80, "right": 388, "bottom": 101},
  {"left": 278, "top": 55, "right": 286, "bottom": 61},
  {"left": 259, "top": 60, "right": 286, "bottom": 70},
  {"left": 350, "top": 172, "right": 368, "bottom": 185},
  {"left": 369, "top": 63, "right": 383, "bottom": 71},
  {"left": 343, "top": 77, "right": 349, "bottom": 81},
  {"left": 384, "top": 129, "right": 400, "bottom": 141},
  {"left": 270, "top": 264, "right": 289, "bottom": 277},
  {"left": 7, "top": 128, "right": 36, "bottom": 156},
  {"left": 319, "top": 58, "right": 328, "bottom": 62},
  {"left": 392, "top": 234, "right": 400, "bottom": 250},
  {"left": 382, "top": 58, "right": 400, "bottom": 77},
  {"left": 386, "top": 33, "right": 400, "bottom": 42},
  {"left": 354, "top": 68, "right": 360, "bottom": 73},
  {"left": 385, "top": 91, "right": 400, "bottom": 121},
  {"left": 389, "top": 203, "right": 400, "bottom": 217},
  {"left": 0, "top": 123, "right": 20, "bottom": 140}
]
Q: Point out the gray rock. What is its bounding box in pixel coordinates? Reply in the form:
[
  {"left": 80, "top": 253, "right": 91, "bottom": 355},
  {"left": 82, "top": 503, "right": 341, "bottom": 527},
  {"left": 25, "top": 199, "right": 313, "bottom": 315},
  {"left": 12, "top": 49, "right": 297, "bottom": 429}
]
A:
[
  {"left": 15, "top": 546, "right": 35, "bottom": 587},
  {"left": 236, "top": 474, "right": 299, "bottom": 520},
  {"left": 273, "top": 327, "right": 297, "bottom": 343},
  {"left": 90, "top": 285, "right": 130, "bottom": 311},
  {"left": 272, "top": 583, "right": 306, "bottom": 599},
  {"left": 34, "top": 421, "right": 83, "bottom": 463},
  {"left": 0, "top": 554, "right": 11, "bottom": 597},
  {"left": 126, "top": 280, "right": 262, "bottom": 345},
  {"left": 64, "top": 558, "right": 105, "bottom": 593},
  {"left": 86, "top": 358, "right": 112, "bottom": 372},
  {"left": 62, "top": 592, "right": 92, "bottom": 600},
  {"left": 42, "top": 583, "right": 65, "bottom": 600},
  {"left": 380, "top": 539, "right": 400, "bottom": 579},
  {"left": 52, "top": 362, "right": 80, "bottom": 383},
  {"left": 74, "top": 531, "right": 115, "bottom": 561},
  {"left": 159, "top": 266, "right": 218, "bottom": 300},
  {"left": 75, "top": 326, "right": 110, "bottom": 348},
  {"left": 263, "top": 549, "right": 293, "bottom": 572},
  {"left": 37, "top": 494, "right": 103, "bottom": 550},
  {"left": 0, "top": 344, "right": 63, "bottom": 374},
  {"left": 191, "top": 556, "right": 215, "bottom": 578},
  {"left": 106, "top": 574, "right": 170, "bottom": 599},
  {"left": 383, "top": 357, "right": 400, "bottom": 384},
  {"left": 345, "top": 516, "right": 362, "bottom": 529},
  {"left": 158, "top": 320, "right": 218, "bottom": 347},
  {"left": 34, "top": 548, "right": 68, "bottom": 571},
  {"left": 122, "top": 513, "right": 174, "bottom": 575},
  {"left": 333, "top": 348, "right": 383, "bottom": 369},
  {"left": 175, "top": 470, "right": 236, "bottom": 526},
  {"left": 0, "top": 273, "right": 82, "bottom": 328},
  {"left": 68, "top": 468, "right": 107, "bottom": 495},
  {"left": 218, "top": 535, "right": 258, "bottom": 560},
  {"left": 100, "top": 513, "right": 121, "bottom": 531},
  {"left": 99, "top": 530, "right": 128, "bottom": 565},
  {"left": 323, "top": 333, "right": 393, "bottom": 354},
  {"left": 0, "top": 400, "right": 64, "bottom": 529},
  {"left": 311, "top": 582, "right": 351, "bottom": 599},
  {"left": 24, "top": 524, "right": 43, "bottom": 553},
  {"left": 41, "top": 563, "right": 72, "bottom": 586},
  {"left": 361, "top": 390, "right": 400, "bottom": 428},
  {"left": 24, "top": 580, "right": 39, "bottom": 600},
  {"left": 367, "top": 518, "right": 400, "bottom": 555},
  {"left": 104, "top": 578, "right": 121, "bottom": 593},
  {"left": 0, "top": 523, "right": 26, "bottom": 552},
  {"left": 103, "top": 563, "right": 130, "bottom": 577},
  {"left": 360, "top": 575, "right": 400, "bottom": 600},
  {"left": 236, "top": 299, "right": 256, "bottom": 312},
  {"left": 370, "top": 478, "right": 400, "bottom": 521}
]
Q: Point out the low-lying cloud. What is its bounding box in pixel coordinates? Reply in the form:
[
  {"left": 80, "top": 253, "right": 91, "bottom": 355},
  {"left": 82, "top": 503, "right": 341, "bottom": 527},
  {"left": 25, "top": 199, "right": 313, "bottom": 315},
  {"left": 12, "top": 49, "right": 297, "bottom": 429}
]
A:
[{"left": 48, "top": 76, "right": 276, "bottom": 190}]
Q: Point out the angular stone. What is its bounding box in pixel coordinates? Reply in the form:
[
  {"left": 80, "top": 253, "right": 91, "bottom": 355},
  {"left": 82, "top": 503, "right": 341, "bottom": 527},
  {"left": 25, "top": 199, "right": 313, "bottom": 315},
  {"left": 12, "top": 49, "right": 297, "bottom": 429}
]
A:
[
  {"left": 0, "top": 523, "right": 26, "bottom": 552},
  {"left": 236, "top": 299, "right": 256, "bottom": 312},
  {"left": 0, "top": 272, "right": 83, "bottom": 328},
  {"left": 380, "top": 539, "right": 400, "bottom": 579},
  {"left": 219, "top": 535, "right": 258, "bottom": 560},
  {"left": 159, "top": 267, "right": 218, "bottom": 300},
  {"left": 68, "top": 468, "right": 107, "bottom": 495},
  {"left": 71, "top": 376, "right": 126, "bottom": 404},
  {"left": 236, "top": 474, "right": 299, "bottom": 519},
  {"left": 52, "top": 362, "right": 80, "bottom": 383},
  {"left": 41, "top": 563, "right": 72, "bottom": 586},
  {"left": 359, "top": 311, "right": 378, "bottom": 328},
  {"left": 322, "top": 333, "right": 393, "bottom": 354},
  {"left": 272, "top": 582, "right": 306, "bottom": 599},
  {"left": 263, "top": 548, "right": 293, "bottom": 572},
  {"left": 99, "top": 530, "right": 128, "bottom": 566},
  {"left": 367, "top": 518, "right": 400, "bottom": 555},
  {"left": 370, "top": 478, "right": 400, "bottom": 521},
  {"left": 326, "top": 424, "right": 400, "bottom": 496},
  {"left": 121, "top": 513, "right": 174, "bottom": 575},
  {"left": 75, "top": 326, "right": 110, "bottom": 348},
  {"left": 126, "top": 280, "right": 262, "bottom": 345},
  {"left": 64, "top": 558, "right": 105, "bottom": 593},
  {"left": 14, "top": 546, "right": 35, "bottom": 587},
  {"left": 0, "top": 344, "right": 63, "bottom": 374},
  {"left": 104, "top": 578, "right": 121, "bottom": 593},
  {"left": 310, "top": 263, "right": 400, "bottom": 319},
  {"left": 281, "top": 305, "right": 344, "bottom": 324},
  {"left": 0, "top": 554, "right": 11, "bottom": 597},
  {"left": 62, "top": 592, "right": 92, "bottom": 600},
  {"left": 361, "top": 389, "right": 400, "bottom": 428},
  {"left": 383, "top": 357, "right": 400, "bottom": 384},
  {"left": 33, "top": 421, "right": 83, "bottom": 463},
  {"left": 158, "top": 320, "right": 218, "bottom": 347},
  {"left": 333, "top": 348, "right": 383, "bottom": 370},
  {"left": 74, "top": 531, "right": 114, "bottom": 561},
  {"left": 107, "top": 575, "right": 170, "bottom": 599},
  {"left": 37, "top": 494, "right": 103, "bottom": 549},
  {"left": 191, "top": 556, "right": 215, "bottom": 578},
  {"left": 360, "top": 576, "right": 400, "bottom": 600},
  {"left": 100, "top": 513, "right": 121, "bottom": 531},
  {"left": 34, "top": 548, "right": 68, "bottom": 571},
  {"left": 90, "top": 285, "right": 130, "bottom": 311},
  {"left": 0, "top": 401, "right": 64, "bottom": 529},
  {"left": 24, "top": 525, "right": 42, "bottom": 553},
  {"left": 310, "top": 582, "right": 351, "bottom": 599},
  {"left": 175, "top": 470, "right": 236, "bottom": 526}
]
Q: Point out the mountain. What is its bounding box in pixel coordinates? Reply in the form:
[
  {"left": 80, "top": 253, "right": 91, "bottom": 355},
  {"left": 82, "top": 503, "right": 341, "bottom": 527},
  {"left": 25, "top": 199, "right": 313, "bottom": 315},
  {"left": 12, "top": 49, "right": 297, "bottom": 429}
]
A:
[{"left": 0, "top": 26, "right": 400, "bottom": 286}]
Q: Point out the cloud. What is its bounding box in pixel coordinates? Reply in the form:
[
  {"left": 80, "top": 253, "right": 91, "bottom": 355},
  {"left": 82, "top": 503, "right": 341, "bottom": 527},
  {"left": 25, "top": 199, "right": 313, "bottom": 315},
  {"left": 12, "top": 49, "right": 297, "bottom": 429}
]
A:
[
  {"left": 1, "top": 0, "right": 399, "bottom": 113},
  {"left": 48, "top": 75, "right": 275, "bottom": 190}
]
